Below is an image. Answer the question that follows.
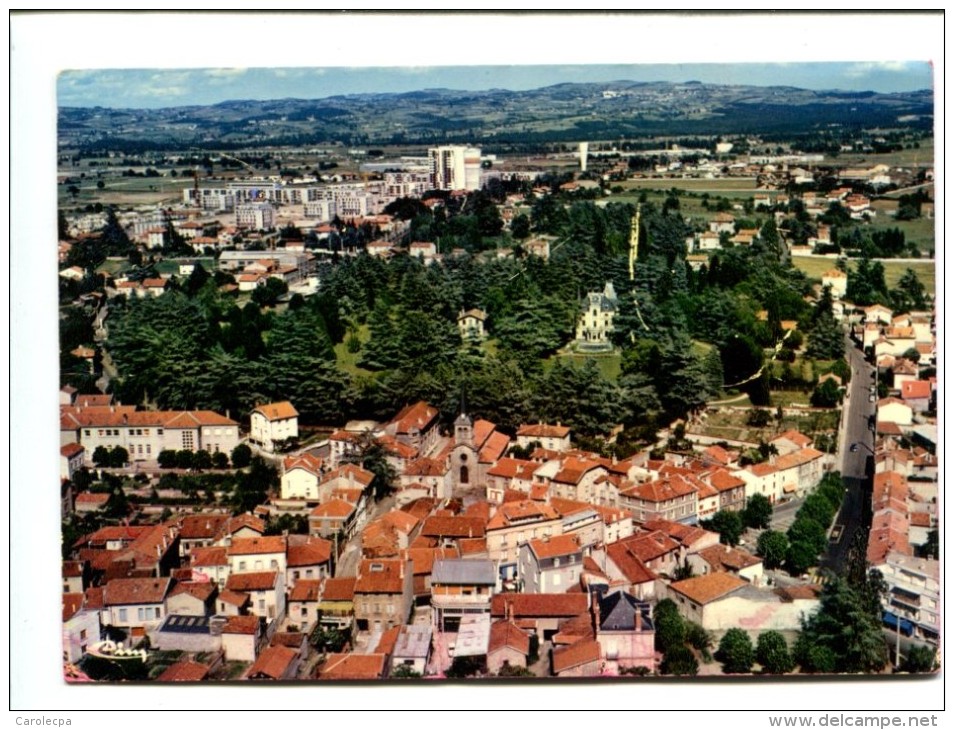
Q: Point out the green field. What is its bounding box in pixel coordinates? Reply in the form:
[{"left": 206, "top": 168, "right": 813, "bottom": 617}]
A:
[
  {"left": 333, "top": 323, "right": 375, "bottom": 378},
  {"left": 792, "top": 257, "right": 936, "bottom": 296}
]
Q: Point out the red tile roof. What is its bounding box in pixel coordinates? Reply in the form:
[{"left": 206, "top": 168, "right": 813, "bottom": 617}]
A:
[
  {"left": 178, "top": 514, "right": 229, "bottom": 540},
  {"left": 901, "top": 380, "right": 932, "bottom": 400},
  {"left": 63, "top": 593, "right": 85, "bottom": 622},
  {"left": 60, "top": 442, "right": 85, "bottom": 458},
  {"left": 225, "top": 571, "right": 278, "bottom": 592},
  {"left": 157, "top": 661, "right": 210, "bottom": 682},
  {"left": 389, "top": 401, "right": 438, "bottom": 435},
  {"left": 103, "top": 577, "right": 172, "bottom": 606},
  {"left": 527, "top": 535, "right": 581, "bottom": 560},
  {"left": 490, "top": 593, "right": 588, "bottom": 619},
  {"left": 420, "top": 515, "right": 486, "bottom": 539},
  {"left": 287, "top": 537, "right": 333, "bottom": 567},
  {"left": 191, "top": 546, "right": 229, "bottom": 567},
  {"left": 320, "top": 577, "right": 357, "bottom": 603},
  {"left": 247, "top": 645, "right": 298, "bottom": 680},
  {"left": 222, "top": 615, "right": 260, "bottom": 635},
  {"left": 668, "top": 573, "right": 747, "bottom": 605},
  {"left": 620, "top": 474, "right": 698, "bottom": 503},
  {"left": 708, "top": 469, "right": 746, "bottom": 493},
  {"left": 355, "top": 559, "right": 407, "bottom": 594},
  {"left": 696, "top": 544, "right": 762, "bottom": 572},
  {"left": 217, "top": 590, "right": 251, "bottom": 608},
  {"left": 253, "top": 401, "right": 299, "bottom": 421},
  {"left": 318, "top": 653, "right": 386, "bottom": 680},
  {"left": 517, "top": 423, "right": 571, "bottom": 439},
  {"left": 227, "top": 536, "right": 286, "bottom": 556},
  {"left": 289, "top": 579, "right": 322, "bottom": 602},
  {"left": 488, "top": 620, "right": 531, "bottom": 656},
  {"left": 309, "top": 499, "right": 356, "bottom": 519},
  {"left": 606, "top": 542, "right": 658, "bottom": 585},
  {"left": 552, "top": 639, "right": 601, "bottom": 674}
]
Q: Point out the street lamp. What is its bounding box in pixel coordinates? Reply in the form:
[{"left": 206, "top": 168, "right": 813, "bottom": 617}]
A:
[{"left": 849, "top": 442, "right": 875, "bottom": 456}]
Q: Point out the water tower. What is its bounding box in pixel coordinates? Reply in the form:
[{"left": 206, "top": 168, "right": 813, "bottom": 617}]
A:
[{"left": 579, "top": 142, "right": 588, "bottom": 172}]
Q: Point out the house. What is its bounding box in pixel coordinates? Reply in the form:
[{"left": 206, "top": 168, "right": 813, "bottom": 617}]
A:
[
  {"left": 285, "top": 536, "right": 334, "bottom": 588},
  {"left": 485, "top": 501, "right": 563, "bottom": 584},
  {"left": 688, "top": 544, "right": 764, "bottom": 585},
  {"left": 62, "top": 561, "right": 88, "bottom": 594},
  {"left": 225, "top": 571, "right": 285, "bottom": 621},
  {"left": 165, "top": 581, "right": 217, "bottom": 616},
  {"left": 664, "top": 573, "right": 820, "bottom": 632},
  {"left": 315, "top": 577, "right": 357, "bottom": 630},
  {"left": 458, "top": 308, "right": 488, "bottom": 340},
  {"left": 60, "top": 443, "right": 86, "bottom": 482},
  {"left": 552, "top": 638, "right": 602, "bottom": 677},
  {"left": 156, "top": 660, "right": 210, "bottom": 682},
  {"left": 66, "top": 406, "right": 240, "bottom": 464},
  {"left": 575, "top": 282, "right": 618, "bottom": 349},
  {"left": 151, "top": 614, "right": 222, "bottom": 655},
  {"left": 221, "top": 615, "right": 264, "bottom": 663},
  {"left": 190, "top": 546, "right": 230, "bottom": 588},
  {"left": 384, "top": 401, "right": 441, "bottom": 456},
  {"left": 593, "top": 589, "right": 655, "bottom": 673},
  {"left": 486, "top": 620, "right": 531, "bottom": 674},
  {"left": 490, "top": 593, "right": 589, "bottom": 642},
  {"left": 709, "top": 213, "right": 735, "bottom": 234},
  {"left": 878, "top": 552, "right": 939, "bottom": 644},
  {"left": 516, "top": 423, "right": 571, "bottom": 453},
  {"left": 245, "top": 644, "right": 300, "bottom": 680},
  {"left": 900, "top": 380, "right": 932, "bottom": 413},
  {"left": 309, "top": 499, "right": 358, "bottom": 540},
  {"left": 177, "top": 514, "right": 230, "bottom": 557},
  {"left": 74, "top": 492, "right": 109, "bottom": 514},
  {"left": 353, "top": 558, "right": 413, "bottom": 633},
  {"left": 62, "top": 594, "right": 101, "bottom": 663},
  {"left": 391, "top": 624, "right": 433, "bottom": 676},
  {"left": 102, "top": 577, "right": 173, "bottom": 633},
  {"left": 227, "top": 536, "right": 287, "bottom": 576},
  {"left": 430, "top": 559, "right": 496, "bottom": 632},
  {"left": 821, "top": 270, "right": 848, "bottom": 299},
  {"left": 518, "top": 535, "right": 584, "bottom": 594},
  {"left": 249, "top": 401, "right": 299, "bottom": 453},
  {"left": 707, "top": 469, "right": 747, "bottom": 512},
  {"left": 739, "top": 462, "right": 783, "bottom": 504},
  {"left": 772, "top": 448, "right": 826, "bottom": 498},
  {"left": 618, "top": 474, "right": 699, "bottom": 525},
  {"left": 878, "top": 398, "right": 913, "bottom": 427},
  {"left": 280, "top": 453, "right": 325, "bottom": 501},
  {"left": 770, "top": 430, "right": 813, "bottom": 456}
]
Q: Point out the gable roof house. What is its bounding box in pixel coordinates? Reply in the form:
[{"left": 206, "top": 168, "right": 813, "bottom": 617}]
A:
[
  {"left": 353, "top": 558, "right": 413, "bottom": 633},
  {"left": 249, "top": 401, "right": 299, "bottom": 453},
  {"left": 279, "top": 453, "right": 325, "bottom": 502},
  {"left": 517, "top": 535, "right": 584, "bottom": 595}
]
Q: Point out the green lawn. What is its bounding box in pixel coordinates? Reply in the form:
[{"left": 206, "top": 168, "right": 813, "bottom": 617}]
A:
[
  {"left": 792, "top": 257, "right": 936, "bottom": 296},
  {"left": 334, "top": 323, "right": 375, "bottom": 378},
  {"left": 546, "top": 350, "right": 622, "bottom": 381}
]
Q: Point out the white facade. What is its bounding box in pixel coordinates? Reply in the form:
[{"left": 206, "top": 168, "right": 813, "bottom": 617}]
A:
[{"left": 429, "top": 146, "right": 482, "bottom": 191}]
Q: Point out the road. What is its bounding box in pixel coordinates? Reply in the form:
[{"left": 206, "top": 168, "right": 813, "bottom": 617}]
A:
[{"left": 820, "top": 337, "right": 876, "bottom": 573}]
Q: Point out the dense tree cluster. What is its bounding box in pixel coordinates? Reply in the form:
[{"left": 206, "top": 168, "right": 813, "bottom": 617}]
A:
[{"left": 97, "top": 189, "right": 851, "bottom": 445}]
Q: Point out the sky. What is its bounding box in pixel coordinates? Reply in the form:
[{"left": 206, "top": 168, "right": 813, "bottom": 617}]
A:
[{"left": 57, "top": 62, "right": 935, "bottom": 109}]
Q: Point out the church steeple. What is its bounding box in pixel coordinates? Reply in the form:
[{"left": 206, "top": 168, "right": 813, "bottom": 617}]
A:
[{"left": 454, "top": 391, "right": 473, "bottom": 447}]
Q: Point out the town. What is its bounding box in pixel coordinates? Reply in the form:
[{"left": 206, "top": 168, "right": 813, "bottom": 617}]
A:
[{"left": 57, "top": 83, "right": 938, "bottom": 682}]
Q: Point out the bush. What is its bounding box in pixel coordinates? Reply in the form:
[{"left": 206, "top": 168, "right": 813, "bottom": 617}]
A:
[
  {"left": 660, "top": 646, "right": 698, "bottom": 676},
  {"left": 231, "top": 443, "right": 252, "bottom": 469},
  {"left": 716, "top": 628, "right": 755, "bottom": 674},
  {"left": 212, "top": 451, "right": 230, "bottom": 469},
  {"left": 685, "top": 622, "right": 712, "bottom": 652},
  {"left": 756, "top": 631, "right": 794, "bottom": 674},
  {"left": 157, "top": 450, "right": 178, "bottom": 469}
]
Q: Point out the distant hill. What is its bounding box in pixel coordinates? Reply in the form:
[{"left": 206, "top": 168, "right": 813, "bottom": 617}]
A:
[{"left": 58, "top": 81, "right": 933, "bottom": 152}]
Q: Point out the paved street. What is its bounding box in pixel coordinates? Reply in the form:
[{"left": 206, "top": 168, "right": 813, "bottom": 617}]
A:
[{"left": 820, "top": 338, "right": 876, "bottom": 573}]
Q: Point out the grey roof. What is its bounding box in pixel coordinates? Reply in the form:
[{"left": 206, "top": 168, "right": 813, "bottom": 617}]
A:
[
  {"left": 598, "top": 590, "right": 652, "bottom": 632},
  {"left": 431, "top": 559, "right": 496, "bottom": 586},
  {"left": 157, "top": 614, "right": 212, "bottom": 635},
  {"left": 393, "top": 625, "right": 433, "bottom": 659}
]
